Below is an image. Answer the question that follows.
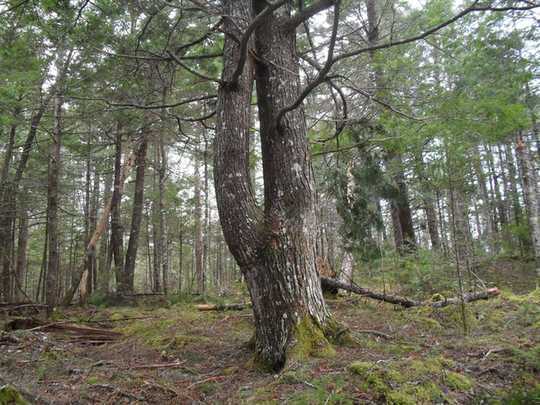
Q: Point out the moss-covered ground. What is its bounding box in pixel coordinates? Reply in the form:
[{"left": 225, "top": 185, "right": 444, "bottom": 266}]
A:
[{"left": 0, "top": 261, "right": 538, "bottom": 404}]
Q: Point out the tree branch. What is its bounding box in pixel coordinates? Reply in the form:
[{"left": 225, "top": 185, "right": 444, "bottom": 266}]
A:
[
  {"left": 225, "top": 0, "right": 288, "bottom": 88},
  {"left": 285, "top": 0, "right": 336, "bottom": 30},
  {"left": 276, "top": 0, "right": 340, "bottom": 125}
]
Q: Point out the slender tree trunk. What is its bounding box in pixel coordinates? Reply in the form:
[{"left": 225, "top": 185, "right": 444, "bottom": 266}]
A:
[
  {"left": 111, "top": 129, "right": 126, "bottom": 294},
  {"left": 0, "top": 97, "right": 51, "bottom": 301},
  {"left": 472, "top": 156, "right": 497, "bottom": 252},
  {"left": 98, "top": 169, "right": 113, "bottom": 294},
  {"left": 203, "top": 133, "right": 210, "bottom": 292},
  {"left": 516, "top": 133, "right": 540, "bottom": 274},
  {"left": 14, "top": 207, "right": 28, "bottom": 302},
  {"left": 123, "top": 135, "right": 148, "bottom": 293},
  {"left": 45, "top": 88, "right": 64, "bottom": 310},
  {"left": 158, "top": 133, "right": 168, "bottom": 294},
  {"left": 194, "top": 142, "right": 204, "bottom": 294},
  {"left": 485, "top": 144, "right": 507, "bottom": 227}
]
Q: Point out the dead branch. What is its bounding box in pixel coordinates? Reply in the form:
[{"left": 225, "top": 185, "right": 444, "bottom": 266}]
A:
[
  {"left": 320, "top": 277, "right": 500, "bottom": 308},
  {"left": 129, "top": 361, "right": 185, "bottom": 370},
  {"left": 196, "top": 303, "right": 251, "bottom": 311}
]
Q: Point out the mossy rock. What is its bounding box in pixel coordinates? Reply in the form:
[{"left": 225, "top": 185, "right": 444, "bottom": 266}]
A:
[{"left": 0, "top": 385, "right": 29, "bottom": 405}]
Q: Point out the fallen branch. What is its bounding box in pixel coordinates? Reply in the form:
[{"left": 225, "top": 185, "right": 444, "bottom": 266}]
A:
[
  {"left": 196, "top": 303, "right": 250, "bottom": 311},
  {"left": 320, "top": 277, "right": 500, "bottom": 308},
  {"left": 321, "top": 277, "right": 420, "bottom": 307},
  {"left": 129, "top": 361, "right": 185, "bottom": 370}
]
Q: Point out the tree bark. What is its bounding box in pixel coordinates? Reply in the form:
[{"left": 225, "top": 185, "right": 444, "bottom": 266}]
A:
[
  {"left": 98, "top": 169, "right": 113, "bottom": 294},
  {"left": 45, "top": 88, "right": 64, "bottom": 310},
  {"left": 123, "top": 135, "right": 148, "bottom": 294},
  {"left": 111, "top": 129, "right": 126, "bottom": 294},
  {"left": 193, "top": 142, "right": 204, "bottom": 295},
  {"left": 215, "top": 0, "right": 334, "bottom": 371},
  {"left": 516, "top": 133, "right": 540, "bottom": 275},
  {"left": 14, "top": 207, "right": 28, "bottom": 302}
]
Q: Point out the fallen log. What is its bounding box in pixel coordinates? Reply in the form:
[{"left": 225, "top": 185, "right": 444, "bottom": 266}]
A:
[
  {"left": 430, "top": 288, "right": 500, "bottom": 308},
  {"left": 196, "top": 303, "right": 250, "bottom": 311},
  {"left": 321, "top": 277, "right": 420, "bottom": 307},
  {"left": 194, "top": 280, "right": 500, "bottom": 311},
  {"left": 320, "top": 277, "right": 500, "bottom": 308}
]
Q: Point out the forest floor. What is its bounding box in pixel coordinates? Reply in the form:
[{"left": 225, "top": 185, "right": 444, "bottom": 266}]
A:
[{"left": 1, "top": 259, "right": 539, "bottom": 404}]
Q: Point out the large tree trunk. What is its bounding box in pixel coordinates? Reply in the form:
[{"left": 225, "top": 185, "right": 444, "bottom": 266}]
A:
[
  {"left": 123, "top": 135, "right": 148, "bottom": 294},
  {"left": 45, "top": 89, "right": 64, "bottom": 309},
  {"left": 215, "top": 0, "right": 334, "bottom": 372}
]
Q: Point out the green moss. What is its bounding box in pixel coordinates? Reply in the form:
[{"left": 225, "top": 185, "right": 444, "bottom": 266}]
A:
[
  {"left": 348, "top": 361, "right": 375, "bottom": 377},
  {"left": 109, "top": 312, "right": 125, "bottom": 321},
  {"left": 290, "top": 317, "right": 335, "bottom": 360},
  {"left": 0, "top": 385, "right": 29, "bottom": 405},
  {"left": 348, "top": 356, "right": 460, "bottom": 403},
  {"left": 445, "top": 371, "right": 472, "bottom": 390},
  {"left": 278, "top": 370, "right": 307, "bottom": 385},
  {"left": 386, "top": 390, "right": 416, "bottom": 405},
  {"left": 86, "top": 376, "right": 101, "bottom": 385}
]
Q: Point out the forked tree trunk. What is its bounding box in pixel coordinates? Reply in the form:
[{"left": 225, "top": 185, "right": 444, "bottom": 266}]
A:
[{"left": 215, "top": 0, "right": 333, "bottom": 372}]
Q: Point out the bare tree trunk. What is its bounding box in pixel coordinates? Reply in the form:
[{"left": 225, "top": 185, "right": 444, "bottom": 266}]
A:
[
  {"left": 111, "top": 129, "right": 125, "bottom": 294},
  {"left": 14, "top": 207, "right": 28, "bottom": 302},
  {"left": 62, "top": 137, "right": 138, "bottom": 305},
  {"left": 472, "top": 156, "right": 497, "bottom": 252},
  {"left": 123, "top": 135, "right": 148, "bottom": 294},
  {"left": 0, "top": 96, "right": 51, "bottom": 301},
  {"left": 194, "top": 142, "right": 204, "bottom": 295},
  {"left": 516, "top": 133, "right": 540, "bottom": 275},
  {"left": 98, "top": 169, "right": 113, "bottom": 294},
  {"left": 158, "top": 133, "right": 168, "bottom": 294},
  {"left": 45, "top": 87, "right": 64, "bottom": 310},
  {"left": 203, "top": 133, "right": 210, "bottom": 293}
]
